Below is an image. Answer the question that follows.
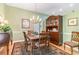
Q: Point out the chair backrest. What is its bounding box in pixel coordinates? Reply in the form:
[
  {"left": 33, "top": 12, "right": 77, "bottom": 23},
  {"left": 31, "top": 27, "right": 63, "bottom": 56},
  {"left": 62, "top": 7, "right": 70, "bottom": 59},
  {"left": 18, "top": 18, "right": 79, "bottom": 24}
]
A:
[
  {"left": 23, "top": 32, "right": 28, "bottom": 42},
  {"left": 39, "top": 32, "right": 49, "bottom": 40},
  {"left": 23, "top": 31, "right": 30, "bottom": 42},
  {"left": 40, "top": 32, "right": 49, "bottom": 36},
  {"left": 0, "top": 33, "right": 10, "bottom": 45},
  {"left": 71, "top": 32, "right": 79, "bottom": 41}
]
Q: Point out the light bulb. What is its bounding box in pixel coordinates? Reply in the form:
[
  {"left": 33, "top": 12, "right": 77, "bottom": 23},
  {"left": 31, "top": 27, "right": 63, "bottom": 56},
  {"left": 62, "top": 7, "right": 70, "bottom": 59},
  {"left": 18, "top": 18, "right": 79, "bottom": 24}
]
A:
[
  {"left": 37, "top": 16, "right": 39, "bottom": 20},
  {"left": 39, "top": 18, "right": 42, "bottom": 22},
  {"left": 30, "top": 18, "right": 32, "bottom": 21}
]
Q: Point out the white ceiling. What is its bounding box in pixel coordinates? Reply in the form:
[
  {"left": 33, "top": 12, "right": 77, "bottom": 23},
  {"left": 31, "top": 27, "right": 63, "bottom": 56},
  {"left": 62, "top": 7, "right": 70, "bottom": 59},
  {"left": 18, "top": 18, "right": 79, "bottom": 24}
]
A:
[{"left": 6, "top": 3, "right": 79, "bottom": 15}]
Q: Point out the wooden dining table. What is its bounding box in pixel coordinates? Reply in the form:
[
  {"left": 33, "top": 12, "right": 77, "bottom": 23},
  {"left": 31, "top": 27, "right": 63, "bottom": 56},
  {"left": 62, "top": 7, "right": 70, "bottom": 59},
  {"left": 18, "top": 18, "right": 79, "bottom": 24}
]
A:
[{"left": 27, "top": 34, "right": 48, "bottom": 54}]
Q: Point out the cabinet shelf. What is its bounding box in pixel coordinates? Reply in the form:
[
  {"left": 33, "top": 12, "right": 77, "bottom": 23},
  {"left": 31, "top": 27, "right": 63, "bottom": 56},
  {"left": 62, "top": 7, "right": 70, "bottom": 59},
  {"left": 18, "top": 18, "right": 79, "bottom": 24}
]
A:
[{"left": 46, "top": 15, "right": 63, "bottom": 45}]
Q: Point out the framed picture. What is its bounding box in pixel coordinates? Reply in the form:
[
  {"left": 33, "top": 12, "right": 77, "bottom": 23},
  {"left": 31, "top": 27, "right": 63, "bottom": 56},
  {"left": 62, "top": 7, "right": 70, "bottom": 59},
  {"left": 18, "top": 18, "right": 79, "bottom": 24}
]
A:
[
  {"left": 22, "top": 19, "right": 30, "bottom": 28},
  {"left": 68, "top": 18, "right": 77, "bottom": 26}
]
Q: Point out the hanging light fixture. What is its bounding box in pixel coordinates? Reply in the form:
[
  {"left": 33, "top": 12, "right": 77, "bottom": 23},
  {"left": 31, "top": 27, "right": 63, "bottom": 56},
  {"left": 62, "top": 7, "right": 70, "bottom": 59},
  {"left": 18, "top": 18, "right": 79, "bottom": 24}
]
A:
[{"left": 30, "top": 3, "right": 42, "bottom": 23}]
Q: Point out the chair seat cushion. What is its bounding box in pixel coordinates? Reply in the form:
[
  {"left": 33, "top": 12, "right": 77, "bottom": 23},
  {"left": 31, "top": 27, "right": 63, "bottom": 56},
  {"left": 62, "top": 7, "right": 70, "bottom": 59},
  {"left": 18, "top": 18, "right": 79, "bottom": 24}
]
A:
[{"left": 64, "top": 41, "right": 78, "bottom": 47}]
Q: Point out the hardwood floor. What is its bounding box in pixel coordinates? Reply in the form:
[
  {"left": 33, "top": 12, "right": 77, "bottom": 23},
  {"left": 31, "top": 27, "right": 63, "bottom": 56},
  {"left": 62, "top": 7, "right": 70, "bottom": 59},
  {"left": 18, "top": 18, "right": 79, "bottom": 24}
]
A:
[
  {"left": 0, "top": 41, "right": 79, "bottom": 55},
  {"left": 50, "top": 43, "right": 79, "bottom": 55},
  {"left": 0, "top": 42, "right": 14, "bottom": 55},
  {"left": 12, "top": 42, "right": 69, "bottom": 55}
]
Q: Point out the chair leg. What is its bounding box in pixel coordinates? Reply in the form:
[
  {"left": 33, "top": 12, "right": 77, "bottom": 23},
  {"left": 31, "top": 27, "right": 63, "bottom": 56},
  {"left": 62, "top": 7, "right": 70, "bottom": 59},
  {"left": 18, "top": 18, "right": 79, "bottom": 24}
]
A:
[
  {"left": 45, "top": 39, "right": 47, "bottom": 47},
  {"left": 38, "top": 39, "right": 41, "bottom": 55},
  {"left": 71, "top": 47, "right": 73, "bottom": 55},
  {"left": 38, "top": 42, "right": 41, "bottom": 55},
  {"left": 47, "top": 38, "right": 48, "bottom": 46},
  {"left": 64, "top": 44, "right": 65, "bottom": 50},
  {"left": 48, "top": 39, "right": 50, "bottom": 47},
  {"left": 25, "top": 43, "right": 28, "bottom": 52},
  {"left": 30, "top": 41, "right": 33, "bottom": 55}
]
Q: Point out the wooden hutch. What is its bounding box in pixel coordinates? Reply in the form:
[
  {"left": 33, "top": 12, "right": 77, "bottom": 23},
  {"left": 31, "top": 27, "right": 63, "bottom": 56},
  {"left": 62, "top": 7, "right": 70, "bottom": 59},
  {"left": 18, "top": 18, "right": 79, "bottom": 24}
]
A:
[{"left": 46, "top": 15, "right": 63, "bottom": 45}]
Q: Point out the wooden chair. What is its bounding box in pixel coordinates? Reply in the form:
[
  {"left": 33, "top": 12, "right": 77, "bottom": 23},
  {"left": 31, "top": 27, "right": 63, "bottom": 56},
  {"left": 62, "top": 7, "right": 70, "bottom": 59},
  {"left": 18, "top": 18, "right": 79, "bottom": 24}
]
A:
[
  {"left": 0, "top": 33, "right": 10, "bottom": 55},
  {"left": 23, "top": 32, "right": 30, "bottom": 52},
  {"left": 64, "top": 32, "right": 79, "bottom": 54},
  {"left": 23, "top": 31, "right": 50, "bottom": 54},
  {"left": 39, "top": 32, "right": 49, "bottom": 47},
  {"left": 23, "top": 31, "right": 39, "bottom": 54}
]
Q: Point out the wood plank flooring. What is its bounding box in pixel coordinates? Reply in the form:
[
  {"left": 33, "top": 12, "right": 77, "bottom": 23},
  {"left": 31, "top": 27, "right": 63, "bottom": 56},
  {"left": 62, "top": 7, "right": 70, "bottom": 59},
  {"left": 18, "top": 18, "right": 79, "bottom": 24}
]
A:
[{"left": 0, "top": 41, "right": 79, "bottom": 55}]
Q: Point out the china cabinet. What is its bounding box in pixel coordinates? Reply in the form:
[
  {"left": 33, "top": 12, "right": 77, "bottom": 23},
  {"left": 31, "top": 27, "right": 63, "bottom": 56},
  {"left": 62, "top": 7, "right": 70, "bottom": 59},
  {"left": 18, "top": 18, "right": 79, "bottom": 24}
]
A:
[{"left": 46, "top": 15, "right": 63, "bottom": 45}]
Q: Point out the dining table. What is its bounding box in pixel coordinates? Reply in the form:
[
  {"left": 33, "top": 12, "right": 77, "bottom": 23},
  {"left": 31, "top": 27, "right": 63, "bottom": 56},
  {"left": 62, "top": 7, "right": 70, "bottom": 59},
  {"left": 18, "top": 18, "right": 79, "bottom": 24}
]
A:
[{"left": 27, "top": 34, "right": 48, "bottom": 54}]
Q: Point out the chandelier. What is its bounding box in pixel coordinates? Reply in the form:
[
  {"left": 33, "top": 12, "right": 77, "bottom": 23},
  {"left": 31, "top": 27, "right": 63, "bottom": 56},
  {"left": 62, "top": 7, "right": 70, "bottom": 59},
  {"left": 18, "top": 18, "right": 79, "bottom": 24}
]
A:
[
  {"left": 30, "top": 3, "right": 42, "bottom": 23},
  {"left": 30, "top": 15, "right": 42, "bottom": 23}
]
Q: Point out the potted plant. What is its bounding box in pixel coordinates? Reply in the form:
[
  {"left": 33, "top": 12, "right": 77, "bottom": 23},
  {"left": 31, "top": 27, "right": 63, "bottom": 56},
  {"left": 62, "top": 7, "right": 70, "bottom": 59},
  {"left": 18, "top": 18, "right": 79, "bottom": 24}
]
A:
[{"left": 0, "top": 24, "right": 11, "bottom": 32}]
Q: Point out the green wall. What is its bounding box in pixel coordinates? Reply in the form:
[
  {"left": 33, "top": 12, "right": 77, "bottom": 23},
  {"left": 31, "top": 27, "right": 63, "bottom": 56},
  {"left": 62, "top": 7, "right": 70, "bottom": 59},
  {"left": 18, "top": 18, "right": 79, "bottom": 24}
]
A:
[
  {"left": 63, "top": 10, "right": 79, "bottom": 42},
  {"left": 4, "top": 4, "right": 47, "bottom": 41},
  {"left": 0, "top": 3, "right": 5, "bottom": 18},
  {"left": 2, "top": 4, "right": 78, "bottom": 43}
]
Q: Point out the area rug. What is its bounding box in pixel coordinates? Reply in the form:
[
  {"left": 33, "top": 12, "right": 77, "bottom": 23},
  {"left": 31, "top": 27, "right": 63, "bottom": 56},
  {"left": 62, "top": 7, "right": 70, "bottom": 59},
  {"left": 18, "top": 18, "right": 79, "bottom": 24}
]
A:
[{"left": 11, "top": 42, "right": 69, "bottom": 55}]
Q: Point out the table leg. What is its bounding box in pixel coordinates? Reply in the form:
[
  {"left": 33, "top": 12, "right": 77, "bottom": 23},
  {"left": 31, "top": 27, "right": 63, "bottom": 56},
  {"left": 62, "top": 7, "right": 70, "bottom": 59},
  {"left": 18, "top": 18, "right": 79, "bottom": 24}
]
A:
[{"left": 38, "top": 39, "right": 41, "bottom": 55}]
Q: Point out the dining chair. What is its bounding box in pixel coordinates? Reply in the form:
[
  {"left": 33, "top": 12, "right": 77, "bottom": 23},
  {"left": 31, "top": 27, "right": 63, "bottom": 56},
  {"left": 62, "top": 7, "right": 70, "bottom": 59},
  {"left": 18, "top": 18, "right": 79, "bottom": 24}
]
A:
[
  {"left": 23, "top": 31, "right": 50, "bottom": 54},
  {"left": 23, "top": 32, "right": 30, "bottom": 52},
  {"left": 23, "top": 32, "right": 39, "bottom": 54},
  {"left": 34, "top": 32, "right": 50, "bottom": 54},
  {"left": 39, "top": 32, "right": 50, "bottom": 47},
  {"left": 64, "top": 32, "right": 79, "bottom": 54},
  {"left": 0, "top": 33, "right": 10, "bottom": 55}
]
